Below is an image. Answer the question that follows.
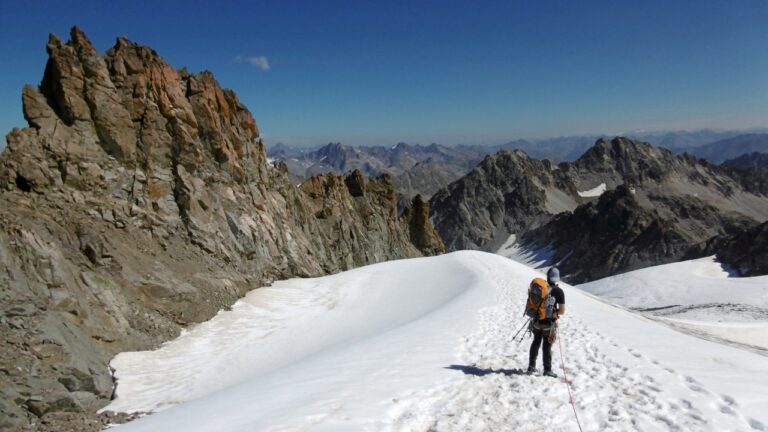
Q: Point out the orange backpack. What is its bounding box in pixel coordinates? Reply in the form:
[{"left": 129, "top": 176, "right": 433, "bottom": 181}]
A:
[{"left": 526, "top": 278, "right": 554, "bottom": 320}]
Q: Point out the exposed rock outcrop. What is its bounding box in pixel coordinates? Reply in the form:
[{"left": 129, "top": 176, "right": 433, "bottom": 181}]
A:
[
  {"left": 521, "top": 185, "right": 754, "bottom": 282},
  {"left": 429, "top": 150, "right": 581, "bottom": 251},
  {"left": 402, "top": 194, "right": 446, "bottom": 256},
  {"left": 0, "top": 28, "right": 443, "bottom": 431},
  {"left": 716, "top": 221, "right": 768, "bottom": 277},
  {"left": 720, "top": 154, "right": 768, "bottom": 197}
]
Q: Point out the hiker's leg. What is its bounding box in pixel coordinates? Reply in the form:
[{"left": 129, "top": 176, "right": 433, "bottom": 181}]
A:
[
  {"left": 542, "top": 337, "right": 552, "bottom": 371},
  {"left": 528, "top": 328, "right": 542, "bottom": 368}
]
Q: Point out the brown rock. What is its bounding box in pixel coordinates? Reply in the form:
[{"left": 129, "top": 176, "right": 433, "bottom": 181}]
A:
[
  {"left": 0, "top": 27, "right": 446, "bottom": 430},
  {"left": 403, "top": 194, "right": 446, "bottom": 256},
  {"left": 344, "top": 169, "right": 366, "bottom": 197}
]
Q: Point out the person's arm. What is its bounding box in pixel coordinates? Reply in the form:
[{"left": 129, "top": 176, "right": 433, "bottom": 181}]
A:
[
  {"left": 554, "top": 288, "right": 566, "bottom": 318},
  {"left": 556, "top": 304, "right": 566, "bottom": 317}
]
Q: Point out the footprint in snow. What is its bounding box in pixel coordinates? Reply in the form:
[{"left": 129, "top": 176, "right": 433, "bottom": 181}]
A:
[
  {"left": 720, "top": 404, "right": 737, "bottom": 416},
  {"left": 721, "top": 394, "right": 737, "bottom": 407}
]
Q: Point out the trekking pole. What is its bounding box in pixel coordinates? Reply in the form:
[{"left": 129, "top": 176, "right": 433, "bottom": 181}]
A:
[
  {"left": 512, "top": 319, "right": 532, "bottom": 348},
  {"left": 511, "top": 318, "right": 530, "bottom": 342},
  {"left": 556, "top": 327, "right": 584, "bottom": 432}
]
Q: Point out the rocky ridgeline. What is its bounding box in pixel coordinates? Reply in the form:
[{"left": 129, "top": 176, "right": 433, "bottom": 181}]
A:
[
  {"left": 429, "top": 149, "right": 581, "bottom": 251},
  {"left": 0, "top": 27, "right": 444, "bottom": 431},
  {"left": 430, "top": 137, "right": 768, "bottom": 282},
  {"left": 270, "top": 141, "right": 485, "bottom": 199}
]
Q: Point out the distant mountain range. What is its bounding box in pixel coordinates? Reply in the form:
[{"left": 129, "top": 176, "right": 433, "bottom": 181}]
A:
[
  {"left": 268, "top": 130, "right": 768, "bottom": 201},
  {"left": 676, "top": 134, "right": 768, "bottom": 163},
  {"left": 268, "top": 142, "right": 485, "bottom": 199},
  {"left": 723, "top": 152, "right": 768, "bottom": 169}
]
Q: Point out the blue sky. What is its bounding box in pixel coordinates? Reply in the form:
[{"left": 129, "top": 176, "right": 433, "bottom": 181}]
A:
[{"left": 1, "top": 0, "right": 767, "bottom": 147}]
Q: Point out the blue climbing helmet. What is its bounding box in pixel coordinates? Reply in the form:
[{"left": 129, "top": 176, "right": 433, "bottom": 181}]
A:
[{"left": 547, "top": 267, "right": 560, "bottom": 284}]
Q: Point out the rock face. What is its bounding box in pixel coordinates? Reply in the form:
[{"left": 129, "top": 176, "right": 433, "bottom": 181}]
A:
[
  {"left": 429, "top": 150, "right": 581, "bottom": 251},
  {"left": 401, "top": 194, "right": 446, "bottom": 256},
  {"left": 430, "top": 137, "right": 768, "bottom": 283},
  {"left": 716, "top": 221, "right": 768, "bottom": 277},
  {"left": 521, "top": 185, "right": 754, "bottom": 282},
  {"left": 721, "top": 153, "right": 768, "bottom": 197},
  {"left": 0, "top": 28, "right": 443, "bottom": 431}
]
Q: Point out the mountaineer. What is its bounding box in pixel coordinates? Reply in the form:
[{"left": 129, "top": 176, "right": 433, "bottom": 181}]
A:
[{"left": 525, "top": 267, "right": 566, "bottom": 377}]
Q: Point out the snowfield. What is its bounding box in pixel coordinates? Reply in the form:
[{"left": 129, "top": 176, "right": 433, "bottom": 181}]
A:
[
  {"left": 105, "top": 252, "right": 768, "bottom": 431},
  {"left": 577, "top": 182, "right": 607, "bottom": 198},
  {"left": 579, "top": 257, "right": 768, "bottom": 352}
]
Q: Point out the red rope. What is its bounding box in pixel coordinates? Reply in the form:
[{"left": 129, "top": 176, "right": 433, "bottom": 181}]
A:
[{"left": 557, "top": 328, "right": 584, "bottom": 432}]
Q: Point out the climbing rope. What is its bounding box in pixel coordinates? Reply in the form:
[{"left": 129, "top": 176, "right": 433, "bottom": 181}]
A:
[{"left": 557, "top": 328, "right": 584, "bottom": 432}]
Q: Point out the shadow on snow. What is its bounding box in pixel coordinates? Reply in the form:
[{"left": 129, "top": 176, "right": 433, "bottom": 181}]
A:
[{"left": 445, "top": 365, "right": 527, "bottom": 377}]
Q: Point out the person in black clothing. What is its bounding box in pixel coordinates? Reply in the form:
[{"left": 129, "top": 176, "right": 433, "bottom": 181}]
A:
[{"left": 527, "top": 267, "right": 566, "bottom": 377}]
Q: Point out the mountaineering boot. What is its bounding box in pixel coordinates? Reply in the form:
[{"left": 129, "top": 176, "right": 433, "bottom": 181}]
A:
[
  {"left": 526, "top": 366, "right": 536, "bottom": 375},
  {"left": 543, "top": 369, "right": 558, "bottom": 378}
]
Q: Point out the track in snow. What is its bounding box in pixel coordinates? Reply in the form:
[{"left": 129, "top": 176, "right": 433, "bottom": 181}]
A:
[{"left": 385, "top": 260, "right": 767, "bottom": 432}]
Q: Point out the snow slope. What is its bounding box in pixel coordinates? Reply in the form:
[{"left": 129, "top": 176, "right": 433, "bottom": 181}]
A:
[
  {"left": 579, "top": 257, "right": 768, "bottom": 352},
  {"left": 578, "top": 257, "right": 768, "bottom": 318},
  {"left": 495, "top": 234, "right": 553, "bottom": 270},
  {"left": 106, "top": 252, "right": 768, "bottom": 431}
]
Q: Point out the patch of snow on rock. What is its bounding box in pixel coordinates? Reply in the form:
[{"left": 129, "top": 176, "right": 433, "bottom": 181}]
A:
[{"left": 577, "top": 182, "right": 607, "bottom": 198}]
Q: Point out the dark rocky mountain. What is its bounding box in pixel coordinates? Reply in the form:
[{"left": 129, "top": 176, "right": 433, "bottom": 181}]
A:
[
  {"left": 716, "top": 221, "right": 768, "bottom": 277},
  {"left": 723, "top": 152, "right": 768, "bottom": 169},
  {"left": 0, "top": 28, "right": 443, "bottom": 431},
  {"left": 521, "top": 185, "right": 755, "bottom": 282},
  {"left": 429, "top": 150, "right": 581, "bottom": 251},
  {"left": 430, "top": 137, "right": 768, "bottom": 283},
  {"left": 677, "top": 133, "right": 768, "bottom": 164},
  {"left": 719, "top": 153, "right": 768, "bottom": 198}
]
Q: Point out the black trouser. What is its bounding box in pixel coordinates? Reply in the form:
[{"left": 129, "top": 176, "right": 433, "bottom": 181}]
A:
[{"left": 528, "top": 322, "right": 553, "bottom": 371}]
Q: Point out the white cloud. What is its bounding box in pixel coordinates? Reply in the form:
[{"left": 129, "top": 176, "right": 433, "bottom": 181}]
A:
[{"left": 234, "top": 55, "right": 270, "bottom": 71}]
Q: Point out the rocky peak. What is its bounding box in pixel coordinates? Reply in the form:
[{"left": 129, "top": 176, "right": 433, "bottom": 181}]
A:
[
  {"left": 317, "top": 142, "right": 348, "bottom": 156},
  {"left": 429, "top": 149, "right": 579, "bottom": 250},
  {"left": 0, "top": 28, "right": 444, "bottom": 430},
  {"left": 19, "top": 25, "right": 261, "bottom": 186},
  {"left": 429, "top": 136, "right": 768, "bottom": 282},
  {"left": 572, "top": 136, "right": 677, "bottom": 185},
  {"left": 314, "top": 142, "right": 352, "bottom": 170},
  {"left": 39, "top": 27, "right": 137, "bottom": 163}
]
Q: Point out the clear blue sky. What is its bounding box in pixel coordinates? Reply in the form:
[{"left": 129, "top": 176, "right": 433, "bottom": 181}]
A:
[{"left": 1, "top": 0, "right": 767, "bottom": 147}]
